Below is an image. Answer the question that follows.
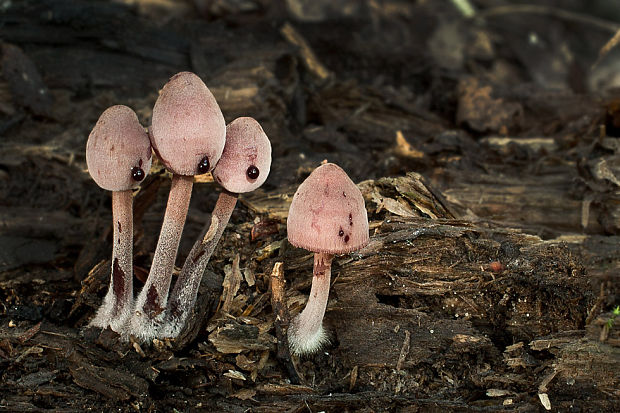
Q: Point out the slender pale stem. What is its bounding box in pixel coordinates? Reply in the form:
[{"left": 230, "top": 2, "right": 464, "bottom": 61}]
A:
[
  {"left": 137, "top": 174, "right": 193, "bottom": 319},
  {"left": 90, "top": 189, "right": 134, "bottom": 331},
  {"left": 164, "top": 190, "right": 238, "bottom": 334},
  {"left": 288, "top": 252, "right": 333, "bottom": 355}
]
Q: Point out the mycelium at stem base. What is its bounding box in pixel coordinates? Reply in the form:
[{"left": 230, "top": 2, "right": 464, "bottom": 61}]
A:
[
  {"left": 89, "top": 189, "right": 135, "bottom": 331},
  {"left": 129, "top": 174, "right": 193, "bottom": 340},
  {"left": 288, "top": 252, "right": 333, "bottom": 356},
  {"left": 160, "top": 190, "right": 238, "bottom": 338}
]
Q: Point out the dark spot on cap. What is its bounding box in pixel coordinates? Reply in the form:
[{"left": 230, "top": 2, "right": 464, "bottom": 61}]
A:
[
  {"left": 131, "top": 166, "right": 145, "bottom": 181},
  {"left": 117, "top": 221, "right": 122, "bottom": 233},
  {"left": 349, "top": 213, "right": 353, "bottom": 226},
  {"left": 197, "top": 156, "right": 210, "bottom": 174},
  {"left": 247, "top": 165, "right": 259, "bottom": 180},
  {"left": 343, "top": 191, "right": 347, "bottom": 197},
  {"left": 344, "top": 235, "right": 350, "bottom": 243},
  {"left": 338, "top": 228, "right": 344, "bottom": 237}
]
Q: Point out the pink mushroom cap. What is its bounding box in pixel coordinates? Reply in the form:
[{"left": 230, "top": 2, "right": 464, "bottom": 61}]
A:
[
  {"left": 86, "top": 105, "right": 152, "bottom": 192},
  {"left": 150, "top": 72, "right": 226, "bottom": 176},
  {"left": 212, "top": 117, "right": 272, "bottom": 193},
  {"left": 287, "top": 163, "right": 369, "bottom": 254}
]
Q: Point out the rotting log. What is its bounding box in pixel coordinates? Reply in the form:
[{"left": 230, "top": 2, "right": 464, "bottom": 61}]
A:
[
  {"left": 1, "top": 171, "right": 618, "bottom": 411},
  {"left": 250, "top": 173, "right": 616, "bottom": 411}
]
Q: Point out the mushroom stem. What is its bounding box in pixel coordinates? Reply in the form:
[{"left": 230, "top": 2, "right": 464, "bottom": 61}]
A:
[
  {"left": 162, "top": 190, "right": 238, "bottom": 336},
  {"left": 90, "top": 189, "right": 134, "bottom": 331},
  {"left": 134, "top": 174, "right": 193, "bottom": 324},
  {"left": 288, "top": 252, "right": 333, "bottom": 355}
]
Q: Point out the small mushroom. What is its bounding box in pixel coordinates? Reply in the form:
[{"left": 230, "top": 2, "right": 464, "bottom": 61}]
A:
[
  {"left": 86, "top": 105, "right": 152, "bottom": 332},
  {"left": 160, "top": 117, "right": 271, "bottom": 337},
  {"left": 130, "top": 72, "right": 226, "bottom": 340},
  {"left": 286, "top": 163, "right": 369, "bottom": 355}
]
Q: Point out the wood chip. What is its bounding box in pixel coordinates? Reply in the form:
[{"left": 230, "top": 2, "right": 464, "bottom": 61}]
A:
[
  {"left": 18, "top": 321, "right": 41, "bottom": 344},
  {"left": 538, "top": 393, "right": 552, "bottom": 410},
  {"left": 486, "top": 388, "right": 512, "bottom": 397},
  {"left": 456, "top": 77, "right": 522, "bottom": 133},
  {"left": 396, "top": 330, "right": 411, "bottom": 371},
  {"left": 349, "top": 365, "right": 358, "bottom": 391},
  {"left": 255, "top": 383, "right": 314, "bottom": 395},
  {"left": 69, "top": 359, "right": 148, "bottom": 401},
  {"left": 221, "top": 254, "right": 242, "bottom": 313},
  {"left": 230, "top": 388, "right": 257, "bottom": 400},
  {"left": 394, "top": 131, "right": 424, "bottom": 159},
  {"left": 223, "top": 369, "right": 246, "bottom": 381},
  {"left": 208, "top": 321, "right": 275, "bottom": 354}
]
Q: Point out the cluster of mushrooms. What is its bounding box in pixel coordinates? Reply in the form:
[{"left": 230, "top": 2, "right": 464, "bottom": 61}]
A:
[{"left": 86, "top": 71, "right": 369, "bottom": 356}]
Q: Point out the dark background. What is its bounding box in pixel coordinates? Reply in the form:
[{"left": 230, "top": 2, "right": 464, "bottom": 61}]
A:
[{"left": 0, "top": 0, "right": 619, "bottom": 411}]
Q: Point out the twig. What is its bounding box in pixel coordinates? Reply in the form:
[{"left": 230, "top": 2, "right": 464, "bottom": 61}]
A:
[
  {"left": 270, "top": 261, "right": 301, "bottom": 384},
  {"left": 477, "top": 5, "right": 619, "bottom": 33},
  {"left": 396, "top": 330, "right": 411, "bottom": 371},
  {"left": 593, "top": 28, "right": 620, "bottom": 69},
  {"left": 280, "top": 22, "right": 332, "bottom": 83}
]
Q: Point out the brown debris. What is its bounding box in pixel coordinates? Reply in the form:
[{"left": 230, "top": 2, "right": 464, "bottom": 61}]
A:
[
  {"left": 69, "top": 357, "right": 148, "bottom": 401},
  {"left": 220, "top": 254, "right": 243, "bottom": 314},
  {"left": 17, "top": 321, "right": 41, "bottom": 344},
  {"left": 457, "top": 77, "right": 523, "bottom": 133},
  {"left": 251, "top": 218, "right": 280, "bottom": 241},
  {"left": 208, "top": 319, "right": 276, "bottom": 354},
  {"left": 0, "top": 0, "right": 619, "bottom": 411},
  {"left": 269, "top": 261, "right": 301, "bottom": 384}
]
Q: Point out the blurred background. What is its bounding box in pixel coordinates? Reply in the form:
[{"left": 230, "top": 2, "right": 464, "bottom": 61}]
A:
[
  {"left": 1, "top": 0, "right": 619, "bottom": 232},
  {"left": 0, "top": 1, "right": 619, "bottom": 409}
]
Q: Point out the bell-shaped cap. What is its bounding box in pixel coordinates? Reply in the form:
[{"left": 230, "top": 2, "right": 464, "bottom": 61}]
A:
[
  {"left": 86, "top": 105, "right": 152, "bottom": 192},
  {"left": 287, "top": 163, "right": 369, "bottom": 254},
  {"left": 150, "top": 72, "right": 226, "bottom": 176},
  {"left": 212, "top": 117, "right": 272, "bottom": 193}
]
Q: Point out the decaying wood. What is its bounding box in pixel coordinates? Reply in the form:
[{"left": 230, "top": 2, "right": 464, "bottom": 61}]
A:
[
  {"left": 269, "top": 261, "right": 301, "bottom": 384},
  {"left": 0, "top": 0, "right": 619, "bottom": 411}
]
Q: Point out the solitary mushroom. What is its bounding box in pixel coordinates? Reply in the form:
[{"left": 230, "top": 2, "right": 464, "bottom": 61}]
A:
[
  {"left": 286, "top": 163, "right": 369, "bottom": 355},
  {"left": 86, "top": 105, "right": 152, "bottom": 332},
  {"left": 160, "top": 117, "right": 271, "bottom": 337},
  {"left": 130, "top": 72, "right": 226, "bottom": 340}
]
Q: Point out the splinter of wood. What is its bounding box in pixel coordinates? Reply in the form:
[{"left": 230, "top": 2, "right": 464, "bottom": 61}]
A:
[{"left": 270, "top": 261, "right": 301, "bottom": 384}]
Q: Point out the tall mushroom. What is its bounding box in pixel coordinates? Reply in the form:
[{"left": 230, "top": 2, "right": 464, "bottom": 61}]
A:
[
  {"left": 86, "top": 105, "right": 152, "bottom": 332},
  {"left": 130, "top": 72, "right": 226, "bottom": 340},
  {"left": 286, "top": 163, "right": 369, "bottom": 355},
  {"left": 160, "top": 117, "right": 271, "bottom": 337}
]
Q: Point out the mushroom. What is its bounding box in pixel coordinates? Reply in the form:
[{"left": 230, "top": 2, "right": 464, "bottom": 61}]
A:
[
  {"left": 286, "top": 163, "right": 369, "bottom": 355},
  {"left": 130, "top": 72, "right": 226, "bottom": 340},
  {"left": 85, "top": 105, "right": 152, "bottom": 332},
  {"left": 160, "top": 117, "right": 271, "bottom": 337}
]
